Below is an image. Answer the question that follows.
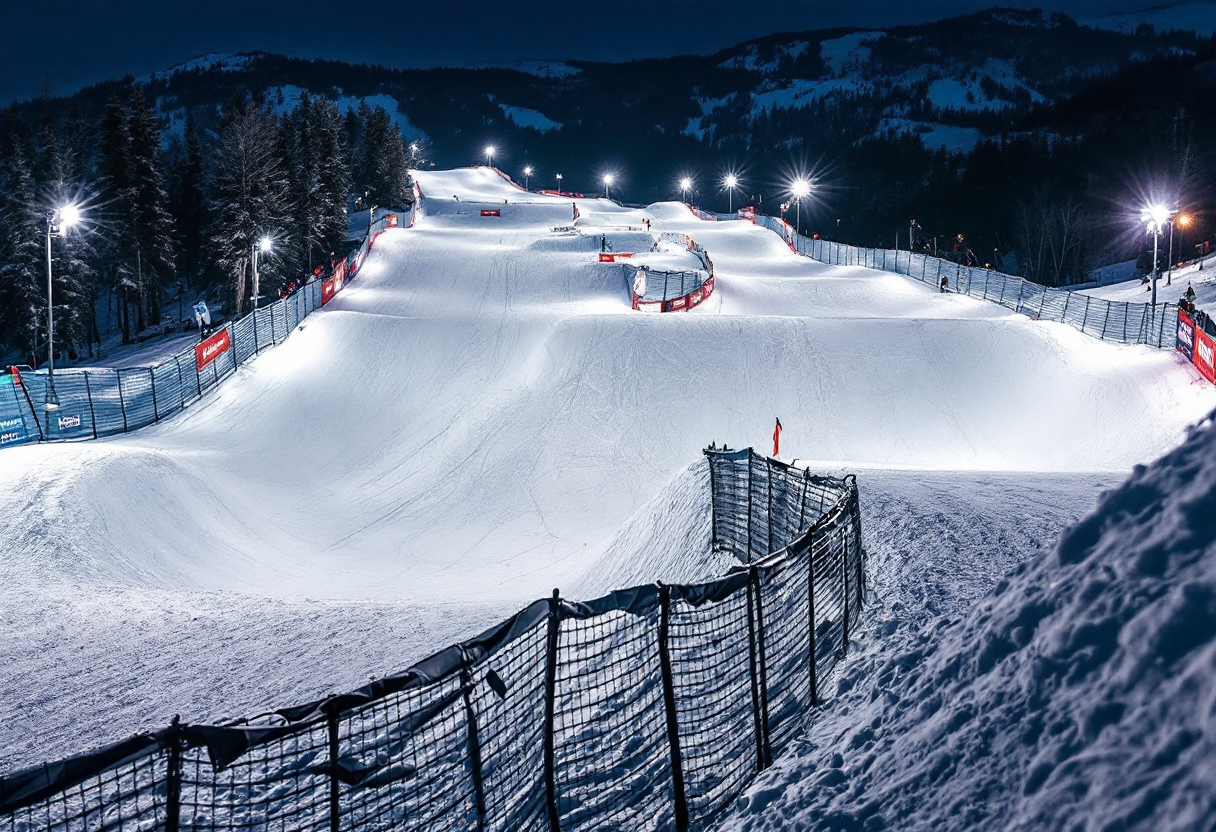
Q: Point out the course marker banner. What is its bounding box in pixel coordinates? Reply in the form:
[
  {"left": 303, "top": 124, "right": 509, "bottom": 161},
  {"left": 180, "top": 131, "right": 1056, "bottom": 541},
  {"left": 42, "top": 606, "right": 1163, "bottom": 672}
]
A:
[
  {"left": 195, "top": 328, "right": 232, "bottom": 371},
  {"left": 1195, "top": 327, "right": 1216, "bottom": 383},
  {"left": 1177, "top": 310, "right": 1195, "bottom": 361}
]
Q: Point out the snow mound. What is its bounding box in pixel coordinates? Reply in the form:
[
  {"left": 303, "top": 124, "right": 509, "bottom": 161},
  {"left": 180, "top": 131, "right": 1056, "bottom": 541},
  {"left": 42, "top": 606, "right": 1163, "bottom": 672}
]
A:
[
  {"left": 570, "top": 458, "right": 733, "bottom": 598},
  {"left": 723, "top": 408, "right": 1216, "bottom": 831}
]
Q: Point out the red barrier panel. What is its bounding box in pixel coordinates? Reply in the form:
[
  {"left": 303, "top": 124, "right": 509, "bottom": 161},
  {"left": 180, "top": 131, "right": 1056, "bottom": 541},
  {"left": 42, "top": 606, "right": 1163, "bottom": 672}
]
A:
[
  {"left": 1195, "top": 326, "right": 1216, "bottom": 383},
  {"left": 480, "top": 209, "right": 501, "bottom": 217},
  {"left": 195, "top": 328, "right": 232, "bottom": 371},
  {"left": 321, "top": 277, "right": 337, "bottom": 305}
]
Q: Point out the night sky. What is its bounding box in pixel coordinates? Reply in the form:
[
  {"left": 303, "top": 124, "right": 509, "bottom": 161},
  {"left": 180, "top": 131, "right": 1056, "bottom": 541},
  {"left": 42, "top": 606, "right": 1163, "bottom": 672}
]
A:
[{"left": 1, "top": 0, "right": 1145, "bottom": 106}]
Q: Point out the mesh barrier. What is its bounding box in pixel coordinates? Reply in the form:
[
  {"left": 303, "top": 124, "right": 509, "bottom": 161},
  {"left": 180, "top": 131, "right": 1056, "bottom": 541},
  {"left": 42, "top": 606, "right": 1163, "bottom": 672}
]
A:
[
  {"left": 754, "top": 214, "right": 1179, "bottom": 348},
  {"left": 0, "top": 216, "right": 397, "bottom": 453},
  {"left": 1, "top": 449, "right": 864, "bottom": 832}
]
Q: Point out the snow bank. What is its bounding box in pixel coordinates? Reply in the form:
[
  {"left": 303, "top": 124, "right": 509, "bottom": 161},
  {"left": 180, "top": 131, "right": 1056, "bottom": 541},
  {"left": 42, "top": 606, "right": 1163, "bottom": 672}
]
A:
[{"left": 723, "top": 408, "right": 1216, "bottom": 832}]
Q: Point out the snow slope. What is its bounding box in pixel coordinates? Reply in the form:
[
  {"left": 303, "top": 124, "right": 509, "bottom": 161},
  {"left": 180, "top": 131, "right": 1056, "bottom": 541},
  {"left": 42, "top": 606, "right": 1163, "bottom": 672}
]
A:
[
  {"left": 722, "top": 409, "right": 1216, "bottom": 832},
  {"left": 2, "top": 167, "right": 1212, "bottom": 820}
]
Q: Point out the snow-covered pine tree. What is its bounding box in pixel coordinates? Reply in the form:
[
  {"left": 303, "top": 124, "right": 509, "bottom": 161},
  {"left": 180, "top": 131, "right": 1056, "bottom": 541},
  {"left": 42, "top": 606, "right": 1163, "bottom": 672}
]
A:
[
  {"left": 0, "top": 137, "right": 52, "bottom": 365},
  {"left": 169, "top": 112, "right": 207, "bottom": 295},
  {"left": 36, "top": 116, "right": 98, "bottom": 360},
  {"left": 98, "top": 94, "right": 139, "bottom": 343},
  {"left": 127, "top": 87, "right": 177, "bottom": 329},
  {"left": 360, "top": 106, "right": 409, "bottom": 208},
  {"left": 208, "top": 96, "right": 290, "bottom": 317}
]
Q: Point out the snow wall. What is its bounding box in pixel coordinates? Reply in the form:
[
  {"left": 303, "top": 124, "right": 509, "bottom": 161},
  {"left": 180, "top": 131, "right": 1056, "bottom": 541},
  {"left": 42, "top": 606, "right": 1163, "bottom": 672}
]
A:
[
  {"left": 0, "top": 450, "right": 863, "bottom": 832},
  {"left": 753, "top": 215, "right": 1180, "bottom": 348}
]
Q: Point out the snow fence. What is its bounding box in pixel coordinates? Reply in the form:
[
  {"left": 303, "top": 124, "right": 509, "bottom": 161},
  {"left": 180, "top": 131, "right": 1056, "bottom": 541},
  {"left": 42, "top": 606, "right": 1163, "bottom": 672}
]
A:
[
  {"left": 752, "top": 215, "right": 1180, "bottom": 348},
  {"left": 627, "top": 232, "right": 716, "bottom": 312},
  {"left": 0, "top": 211, "right": 409, "bottom": 451},
  {"left": 0, "top": 449, "right": 865, "bottom": 832}
]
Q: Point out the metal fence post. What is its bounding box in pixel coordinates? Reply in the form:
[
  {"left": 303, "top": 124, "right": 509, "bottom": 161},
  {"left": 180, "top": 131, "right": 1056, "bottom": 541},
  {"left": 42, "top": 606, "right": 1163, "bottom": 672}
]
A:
[
  {"left": 83, "top": 372, "right": 97, "bottom": 439},
  {"left": 765, "top": 459, "right": 773, "bottom": 557},
  {"left": 1081, "top": 296, "right": 1091, "bottom": 332},
  {"left": 253, "top": 306, "right": 259, "bottom": 354},
  {"left": 745, "top": 567, "right": 771, "bottom": 772},
  {"left": 842, "top": 529, "right": 851, "bottom": 651},
  {"left": 544, "top": 589, "right": 562, "bottom": 832},
  {"left": 658, "top": 584, "right": 690, "bottom": 832},
  {"left": 460, "top": 654, "right": 488, "bottom": 832},
  {"left": 117, "top": 369, "right": 129, "bottom": 433},
  {"left": 326, "top": 700, "right": 341, "bottom": 832},
  {"left": 1038, "top": 288, "right": 1048, "bottom": 319},
  {"left": 1100, "top": 300, "right": 1111, "bottom": 340},
  {"left": 149, "top": 368, "right": 160, "bottom": 423},
  {"left": 165, "top": 715, "right": 183, "bottom": 832}
]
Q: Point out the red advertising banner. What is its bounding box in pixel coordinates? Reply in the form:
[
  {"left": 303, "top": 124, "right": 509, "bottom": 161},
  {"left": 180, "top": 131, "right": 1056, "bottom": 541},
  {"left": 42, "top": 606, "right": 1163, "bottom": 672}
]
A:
[
  {"left": 385, "top": 213, "right": 398, "bottom": 228},
  {"left": 321, "top": 277, "right": 337, "bottom": 305},
  {"left": 195, "top": 328, "right": 231, "bottom": 371},
  {"left": 1194, "top": 327, "right": 1216, "bottom": 384},
  {"left": 480, "top": 209, "right": 501, "bottom": 217}
]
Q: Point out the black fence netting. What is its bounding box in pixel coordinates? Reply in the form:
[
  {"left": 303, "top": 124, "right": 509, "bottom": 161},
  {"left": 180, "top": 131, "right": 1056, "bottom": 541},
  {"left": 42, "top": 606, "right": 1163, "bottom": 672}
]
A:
[
  {"left": 0, "top": 212, "right": 408, "bottom": 453},
  {"left": 1, "top": 449, "right": 864, "bottom": 832}
]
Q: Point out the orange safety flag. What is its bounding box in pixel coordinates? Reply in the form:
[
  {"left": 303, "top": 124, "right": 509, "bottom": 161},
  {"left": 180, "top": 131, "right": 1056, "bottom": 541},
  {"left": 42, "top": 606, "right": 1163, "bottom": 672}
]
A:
[{"left": 773, "top": 417, "right": 782, "bottom": 457}]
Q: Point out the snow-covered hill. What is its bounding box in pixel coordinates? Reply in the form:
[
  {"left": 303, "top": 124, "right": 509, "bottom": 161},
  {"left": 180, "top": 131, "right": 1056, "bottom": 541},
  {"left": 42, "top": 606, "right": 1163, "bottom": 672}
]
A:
[{"left": 1, "top": 168, "right": 1213, "bottom": 831}]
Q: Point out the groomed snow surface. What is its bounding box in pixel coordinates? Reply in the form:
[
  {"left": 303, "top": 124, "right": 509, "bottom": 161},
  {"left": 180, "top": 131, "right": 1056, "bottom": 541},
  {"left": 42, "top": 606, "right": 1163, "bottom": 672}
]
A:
[{"left": 2, "top": 167, "right": 1214, "bottom": 830}]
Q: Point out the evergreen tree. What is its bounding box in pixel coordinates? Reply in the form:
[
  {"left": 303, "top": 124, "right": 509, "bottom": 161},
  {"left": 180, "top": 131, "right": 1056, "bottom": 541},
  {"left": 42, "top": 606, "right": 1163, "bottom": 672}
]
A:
[
  {"left": 208, "top": 97, "right": 290, "bottom": 316},
  {"left": 97, "top": 94, "right": 139, "bottom": 342},
  {"left": 126, "top": 86, "right": 177, "bottom": 328},
  {"left": 36, "top": 119, "right": 98, "bottom": 359},
  {"left": 359, "top": 106, "right": 409, "bottom": 208},
  {"left": 170, "top": 111, "right": 207, "bottom": 295},
  {"left": 0, "top": 138, "right": 47, "bottom": 365}
]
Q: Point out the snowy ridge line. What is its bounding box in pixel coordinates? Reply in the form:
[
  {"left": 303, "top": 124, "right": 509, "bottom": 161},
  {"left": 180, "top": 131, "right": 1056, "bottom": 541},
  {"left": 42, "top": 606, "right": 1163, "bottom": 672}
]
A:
[
  {"left": 0, "top": 450, "right": 865, "bottom": 832},
  {"left": 0, "top": 211, "right": 406, "bottom": 452},
  {"left": 753, "top": 215, "right": 1180, "bottom": 348}
]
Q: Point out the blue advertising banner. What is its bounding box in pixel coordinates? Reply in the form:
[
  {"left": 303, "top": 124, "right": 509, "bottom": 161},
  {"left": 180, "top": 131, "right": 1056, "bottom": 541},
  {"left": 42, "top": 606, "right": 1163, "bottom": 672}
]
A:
[{"left": 1177, "top": 310, "right": 1196, "bottom": 362}]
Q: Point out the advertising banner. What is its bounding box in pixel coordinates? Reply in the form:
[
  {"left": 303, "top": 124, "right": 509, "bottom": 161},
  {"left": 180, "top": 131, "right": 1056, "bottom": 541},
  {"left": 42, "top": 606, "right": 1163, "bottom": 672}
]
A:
[
  {"left": 0, "top": 414, "right": 29, "bottom": 446},
  {"left": 1177, "top": 310, "right": 1195, "bottom": 361},
  {"left": 738, "top": 206, "right": 756, "bottom": 223},
  {"left": 1194, "top": 327, "right": 1216, "bottom": 384},
  {"left": 195, "top": 327, "right": 232, "bottom": 371},
  {"left": 321, "top": 277, "right": 337, "bottom": 305}
]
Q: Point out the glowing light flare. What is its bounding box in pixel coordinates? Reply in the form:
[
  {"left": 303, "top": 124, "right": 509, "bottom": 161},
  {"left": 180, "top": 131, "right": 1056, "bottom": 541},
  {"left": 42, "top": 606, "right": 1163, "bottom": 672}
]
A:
[
  {"left": 790, "top": 178, "right": 810, "bottom": 199},
  {"left": 259, "top": 237, "right": 272, "bottom": 252},
  {"left": 57, "top": 204, "right": 81, "bottom": 227},
  {"left": 724, "top": 174, "right": 738, "bottom": 189}
]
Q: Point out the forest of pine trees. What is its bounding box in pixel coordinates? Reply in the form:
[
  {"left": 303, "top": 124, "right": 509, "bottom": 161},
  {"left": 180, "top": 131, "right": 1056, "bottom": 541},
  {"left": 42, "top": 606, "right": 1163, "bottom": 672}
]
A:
[{"left": 0, "top": 88, "right": 416, "bottom": 367}]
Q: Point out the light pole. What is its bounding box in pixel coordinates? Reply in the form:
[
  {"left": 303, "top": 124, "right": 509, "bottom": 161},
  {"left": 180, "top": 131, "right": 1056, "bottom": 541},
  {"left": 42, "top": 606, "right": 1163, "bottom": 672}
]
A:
[
  {"left": 680, "top": 177, "right": 692, "bottom": 204},
  {"left": 44, "top": 204, "right": 80, "bottom": 410},
  {"left": 485, "top": 145, "right": 495, "bottom": 168},
  {"left": 723, "top": 174, "right": 738, "bottom": 213},
  {"left": 523, "top": 165, "right": 533, "bottom": 190},
  {"left": 251, "top": 236, "right": 272, "bottom": 310},
  {"left": 555, "top": 172, "right": 563, "bottom": 193},
  {"left": 602, "top": 173, "right": 613, "bottom": 199},
  {"left": 1142, "top": 204, "right": 1170, "bottom": 307},
  {"left": 1168, "top": 212, "right": 1191, "bottom": 285},
  {"left": 791, "top": 178, "right": 810, "bottom": 237}
]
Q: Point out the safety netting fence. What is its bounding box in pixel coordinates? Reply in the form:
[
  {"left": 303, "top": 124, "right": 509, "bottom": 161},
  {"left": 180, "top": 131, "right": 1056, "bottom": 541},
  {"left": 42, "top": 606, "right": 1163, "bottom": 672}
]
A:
[
  {"left": 625, "top": 232, "right": 717, "bottom": 312},
  {"left": 1, "top": 209, "right": 412, "bottom": 451},
  {"left": 751, "top": 215, "right": 1179, "bottom": 347},
  {"left": 1, "top": 449, "right": 864, "bottom": 832}
]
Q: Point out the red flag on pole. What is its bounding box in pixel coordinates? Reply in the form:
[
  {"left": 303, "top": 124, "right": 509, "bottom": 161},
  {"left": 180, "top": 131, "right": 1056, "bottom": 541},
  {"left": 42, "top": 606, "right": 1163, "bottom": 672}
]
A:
[{"left": 773, "top": 417, "right": 782, "bottom": 457}]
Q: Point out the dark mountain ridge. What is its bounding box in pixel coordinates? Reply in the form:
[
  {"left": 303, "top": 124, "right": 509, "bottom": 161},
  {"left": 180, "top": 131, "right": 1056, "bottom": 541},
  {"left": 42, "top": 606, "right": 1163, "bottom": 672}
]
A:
[{"left": 5, "top": 6, "right": 1216, "bottom": 287}]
